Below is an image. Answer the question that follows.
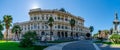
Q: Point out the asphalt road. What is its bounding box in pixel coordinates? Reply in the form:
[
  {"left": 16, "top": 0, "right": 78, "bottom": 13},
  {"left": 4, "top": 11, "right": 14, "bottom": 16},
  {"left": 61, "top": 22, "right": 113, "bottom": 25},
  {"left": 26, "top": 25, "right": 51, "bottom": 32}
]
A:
[{"left": 62, "top": 40, "right": 96, "bottom": 50}]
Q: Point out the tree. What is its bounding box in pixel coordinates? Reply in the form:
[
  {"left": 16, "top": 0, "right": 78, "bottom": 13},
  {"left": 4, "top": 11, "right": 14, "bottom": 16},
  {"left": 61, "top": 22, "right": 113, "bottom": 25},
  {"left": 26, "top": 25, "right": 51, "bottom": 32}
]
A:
[
  {"left": 98, "top": 30, "right": 101, "bottom": 37},
  {"left": 3, "top": 15, "right": 12, "bottom": 41},
  {"left": 12, "top": 25, "right": 21, "bottom": 40},
  {"left": 110, "top": 28, "right": 113, "bottom": 35},
  {"left": 0, "top": 32, "right": 3, "bottom": 40},
  {"left": 89, "top": 26, "right": 94, "bottom": 33},
  {"left": 0, "top": 20, "right": 4, "bottom": 39},
  {"left": 48, "top": 17, "right": 54, "bottom": 40},
  {"left": 20, "top": 31, "right": 37, "bottom": 47},
  {"left": 98, "top": 30, "right": 103, "bottom": 42},
  {"left": 110, "top": 34, "right": 120, "bottom": 44},
  {"left": 93, "top": 33, "right": 99, "bottom": 38},
  {"left": 103, "top": 30, "right": 109, "bottom": 37},
  {"left": 69, "top": 19, "right": 75, "bottom": 38}
]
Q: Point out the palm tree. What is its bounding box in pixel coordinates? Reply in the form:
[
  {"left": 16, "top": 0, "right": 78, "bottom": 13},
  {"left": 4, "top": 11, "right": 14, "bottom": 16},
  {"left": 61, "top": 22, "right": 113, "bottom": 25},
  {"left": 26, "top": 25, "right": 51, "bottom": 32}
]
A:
[
  {"left": 0, "top": 20, "right": 4, "bottom": 39},
  {"left": 103, "top": 30, "right": 109, "bottom": 35},
  {"left": 93, "top": 33, "right": 99, "bottom": 39},
  {"left": 12, "top": 25, "right": 21, "bottom": 41},
  {"left": 103, "top": 30, "right": 109, "bottom": 39},
  {"left": 110, "top": 28, "right": 113, "bottom": 35},
  {"left": 98, "top": 30, "right": 103, "bottom": 42},
  {"left": 69, "top": 19, "right": 75, "bottom": 38},
  {"left": 89, "top": 26, "right": 94, "bottom": 33},
  {"left": 3, "top": 15, "right": 12, "bottom": 41},
  {"left": 48, "top": 17, "right": 54, "bottom": 40},
  {"left": 98, "top": 30, "right": 101, "bottom": 37}
]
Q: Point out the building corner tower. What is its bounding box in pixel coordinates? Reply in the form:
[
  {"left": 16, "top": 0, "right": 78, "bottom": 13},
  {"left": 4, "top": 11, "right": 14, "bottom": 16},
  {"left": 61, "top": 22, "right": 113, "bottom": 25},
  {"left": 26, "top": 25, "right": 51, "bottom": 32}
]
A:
[{"left": 113, "top": 12, "right": 119, "bottom": 34}]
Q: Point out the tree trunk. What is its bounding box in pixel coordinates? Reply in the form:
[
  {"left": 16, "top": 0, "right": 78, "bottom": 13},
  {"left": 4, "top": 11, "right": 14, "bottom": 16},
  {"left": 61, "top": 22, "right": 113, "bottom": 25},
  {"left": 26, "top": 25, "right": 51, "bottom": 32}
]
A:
[
  {"left": 6, "top": 29, "right": 8, "bottom": 42},
  {"left": 16, "top": 34, "right": 19, "bottom": 41},
  {"left": 71, "top": 27, "right": 73, "bottom": 39},
  {"left": 50, "top": 26, "right": 52, "bottom": 41},
  {"left": 16, "top": 31, "right": 19, "bottom": 41}
]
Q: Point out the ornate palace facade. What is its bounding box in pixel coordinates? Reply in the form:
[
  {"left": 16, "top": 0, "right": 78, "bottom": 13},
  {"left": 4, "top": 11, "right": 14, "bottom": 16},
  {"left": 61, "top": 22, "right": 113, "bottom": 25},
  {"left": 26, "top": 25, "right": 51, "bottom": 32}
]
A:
[{"left": 14, "top": 8, "right": 90, "bottom": 41}]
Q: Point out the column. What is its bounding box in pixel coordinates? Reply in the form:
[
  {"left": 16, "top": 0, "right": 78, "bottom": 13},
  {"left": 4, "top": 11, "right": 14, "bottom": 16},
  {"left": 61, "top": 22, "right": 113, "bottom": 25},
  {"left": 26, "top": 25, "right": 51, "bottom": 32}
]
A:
[
  {"left": 68, "top": 31, "right": 71, "bottom": 37},
  {"left": 60, "top": 32, "right": 62, "bottom": 38}
]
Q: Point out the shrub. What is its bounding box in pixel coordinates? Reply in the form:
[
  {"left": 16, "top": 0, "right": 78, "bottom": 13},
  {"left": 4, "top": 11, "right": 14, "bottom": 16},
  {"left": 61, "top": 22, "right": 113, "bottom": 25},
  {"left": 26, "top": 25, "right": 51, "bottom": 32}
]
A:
[
  {"left": 0, "top": 32, "right": 3, "bottom": 40},
  {"left": 98, "top": 37, "right": 103, "bottom": 42},
  {"left": 110, "top": 34, "right": 120, "bottom": 44},
  {"left": 20, "top": 31, "right": 37, "bottom": 47}
]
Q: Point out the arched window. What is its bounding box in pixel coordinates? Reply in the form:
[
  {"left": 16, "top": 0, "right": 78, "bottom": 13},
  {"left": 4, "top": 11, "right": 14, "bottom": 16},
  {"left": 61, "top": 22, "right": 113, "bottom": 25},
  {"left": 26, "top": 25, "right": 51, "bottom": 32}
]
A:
[
  {"left": 76, "top": 33, "right": 78, "bottom": 37},
  {"left": 45, "top": 25, "right": 48, "bottom": 29},
  {"left": 42, "top": 17, "right": 44, "bottom": 20},
  {"left": 65, "top": 26, "right": 67, "bottom": 29},
  {"left": 34, "top": 24, "right": 37, "bottom": 29},
  {"left": 57, "top": 32, "right": 60, "bottom": 38},
  {"left": 55, "top": 26, "right": 57, "bottom": 28},
  {"left": 62, "top": 26, "right": 64, "bottom": 29},
  {"left": 41, "top": 31, "right": 45, "bottom": 35},
  {"left": 42, "top": 26, "right": 44, "bottom": 29},
  {"left": 50, "top": 31, "right": 53, "bottom": 35},
  {"left": 38, "top": 25, "right": 40, "bottom": 29},
  {"left": 34, "top": 17, "right": 37, "bottom": 20},
  {"left": 65, "top": 18, "right": 68, "bottom": 21},
  {"left": 58, "top": 17, "right": 60, "bottom": 20},
  {"left": 58, "top": 25, "right": 60, "bottom": 29},
  {"left": 55, "top": 17, "right": 56, "bottom": 20},
  {"left": 28, "top": 25, "right": 30, "bottom": 30}
]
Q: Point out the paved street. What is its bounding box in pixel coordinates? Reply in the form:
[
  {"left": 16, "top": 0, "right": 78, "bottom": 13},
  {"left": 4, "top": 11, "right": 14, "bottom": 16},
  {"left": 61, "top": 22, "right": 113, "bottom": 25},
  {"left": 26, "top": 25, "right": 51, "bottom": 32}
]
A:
[
  {"left": 96, "top": 44, "right": 120, "bottom": 50},
  {"left": 62, "top": 40, "right": 96, "bottom": 50}
]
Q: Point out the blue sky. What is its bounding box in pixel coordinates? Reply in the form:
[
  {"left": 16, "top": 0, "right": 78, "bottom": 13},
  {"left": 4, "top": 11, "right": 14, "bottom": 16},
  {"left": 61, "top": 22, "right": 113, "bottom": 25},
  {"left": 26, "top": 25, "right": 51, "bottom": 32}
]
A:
[{"left": 0, "top": 0, "right": 120, "bottom": 34}]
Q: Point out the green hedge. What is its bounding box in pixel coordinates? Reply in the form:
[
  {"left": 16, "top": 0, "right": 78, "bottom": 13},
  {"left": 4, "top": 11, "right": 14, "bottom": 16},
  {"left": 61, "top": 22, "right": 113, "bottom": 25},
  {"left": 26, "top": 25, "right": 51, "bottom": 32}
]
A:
[{"left": 110, "top": 34, "right": 120, "bottom": 44}]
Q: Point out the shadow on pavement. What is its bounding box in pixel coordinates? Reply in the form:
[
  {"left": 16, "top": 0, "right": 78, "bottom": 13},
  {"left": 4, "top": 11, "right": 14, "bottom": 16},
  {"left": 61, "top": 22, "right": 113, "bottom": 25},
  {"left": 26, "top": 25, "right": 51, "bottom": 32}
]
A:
[{"left": 96, "top": 43, "right": 120, "bottom": 50}]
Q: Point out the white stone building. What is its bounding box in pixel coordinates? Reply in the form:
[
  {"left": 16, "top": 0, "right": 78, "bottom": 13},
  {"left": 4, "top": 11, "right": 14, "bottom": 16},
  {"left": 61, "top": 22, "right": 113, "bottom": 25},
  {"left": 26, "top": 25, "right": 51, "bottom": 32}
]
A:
[{"left": 14, "top": 8, "right": 90, "bottom": 41}]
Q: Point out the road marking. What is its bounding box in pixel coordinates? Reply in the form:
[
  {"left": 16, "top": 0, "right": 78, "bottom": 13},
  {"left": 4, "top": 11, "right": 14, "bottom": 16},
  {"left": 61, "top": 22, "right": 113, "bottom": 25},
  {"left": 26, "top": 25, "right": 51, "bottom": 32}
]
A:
[{"left": 93, "top": 43, "right": 101, "bottom": 50}]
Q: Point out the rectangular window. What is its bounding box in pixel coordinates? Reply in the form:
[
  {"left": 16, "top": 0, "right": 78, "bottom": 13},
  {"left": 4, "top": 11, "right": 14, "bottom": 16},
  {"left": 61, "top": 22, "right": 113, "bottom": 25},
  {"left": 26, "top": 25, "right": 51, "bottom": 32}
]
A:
[
  {"left": 46, "top": 17, "right": 48, "bottom": 20},
  {"left": 34, "top": 17, "right": 37, "bottom": 20},
  {"left": 58, "top": 25, "right": 60, "bottom": 29},
  {"left": 38, "top": 26, "right": 40, "bottom": 29},
  {"left": 58, "top": 17, "right": 60, "bottom": 20},
  {"left": 55, "top": 17, "right": 56, "bottom": 20},
  {"left": 42, "top": 17, "right": 44, "bottom": 20},
  {"left": 42, "top": 26, "right": 44, "bottom": 29},
  {"left": 65, "top": 18, "right": 68, "bottom": 21},
  {"left": 25, "top": 28, "right": 26, "bottom": 30}
]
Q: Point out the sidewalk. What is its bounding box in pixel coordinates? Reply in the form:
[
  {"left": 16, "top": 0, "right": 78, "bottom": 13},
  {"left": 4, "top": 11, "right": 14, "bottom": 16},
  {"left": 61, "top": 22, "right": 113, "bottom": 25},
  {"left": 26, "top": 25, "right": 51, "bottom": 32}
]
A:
[
  {"left": 44, "top": 41, "right": 78, "bottom": 50},
  {"left": 96, "top": 43, "right": 120, "bottom": 50}
]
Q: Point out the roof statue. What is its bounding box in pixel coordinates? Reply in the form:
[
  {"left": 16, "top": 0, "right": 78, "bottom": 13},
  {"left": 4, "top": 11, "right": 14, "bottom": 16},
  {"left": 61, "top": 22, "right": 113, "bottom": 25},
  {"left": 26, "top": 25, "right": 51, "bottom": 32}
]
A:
[{"left": 115, "top": 12, "right": 118, "bottom": 20}]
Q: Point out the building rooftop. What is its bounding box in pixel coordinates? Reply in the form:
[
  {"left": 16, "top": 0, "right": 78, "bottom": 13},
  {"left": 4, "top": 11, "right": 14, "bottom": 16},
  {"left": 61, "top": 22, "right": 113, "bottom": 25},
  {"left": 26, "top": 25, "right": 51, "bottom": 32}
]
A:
[{"left": 29, "top": 8, "right": 84, "bottom": 21}]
